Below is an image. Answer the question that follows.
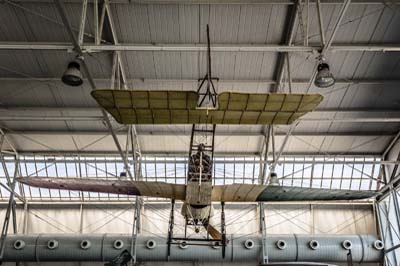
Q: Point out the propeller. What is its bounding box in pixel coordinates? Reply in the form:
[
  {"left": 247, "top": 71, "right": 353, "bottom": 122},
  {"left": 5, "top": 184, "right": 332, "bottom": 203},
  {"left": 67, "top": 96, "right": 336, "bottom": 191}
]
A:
[{"left": 204, "top": 223, "right": 222, "bottom": 240}]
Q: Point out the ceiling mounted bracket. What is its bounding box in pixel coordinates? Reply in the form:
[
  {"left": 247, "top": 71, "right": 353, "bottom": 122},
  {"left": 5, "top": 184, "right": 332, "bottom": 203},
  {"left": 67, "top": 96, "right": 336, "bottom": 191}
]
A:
[{"left": 197, "top": 25, "right": 218, "bottom": 110}]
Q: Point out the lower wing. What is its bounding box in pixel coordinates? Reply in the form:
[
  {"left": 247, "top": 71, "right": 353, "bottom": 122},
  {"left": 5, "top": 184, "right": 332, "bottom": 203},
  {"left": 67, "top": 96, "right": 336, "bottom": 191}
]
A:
[
  {"left": 211, "top": 184, "right": 379, "bottom": 202},
  {"left": 18, "top": 177, "right": 186, "bottom": 200}
]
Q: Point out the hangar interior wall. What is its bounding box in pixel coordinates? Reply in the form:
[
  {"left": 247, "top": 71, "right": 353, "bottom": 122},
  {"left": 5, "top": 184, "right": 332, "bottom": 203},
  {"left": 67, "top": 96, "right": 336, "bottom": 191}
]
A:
[
  {"left": 0, "top": 201, "right": 378, "bottom": 266},
  {"left": 378, "top": 139, "right": 400, "bottom": 266}
]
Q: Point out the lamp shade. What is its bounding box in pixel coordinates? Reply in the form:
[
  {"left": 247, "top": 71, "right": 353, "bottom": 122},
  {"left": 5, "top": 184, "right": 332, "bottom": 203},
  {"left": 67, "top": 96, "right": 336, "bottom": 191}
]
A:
[
  {"left": 62, "top": 61, "right": 83, "bottom": 86},
  {"left": 314, "top": 63, "right": 335, "bottom": 88}
]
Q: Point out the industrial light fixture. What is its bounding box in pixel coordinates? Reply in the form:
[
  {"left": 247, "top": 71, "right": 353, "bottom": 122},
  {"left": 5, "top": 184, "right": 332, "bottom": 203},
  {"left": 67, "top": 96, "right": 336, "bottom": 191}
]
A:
[
  {"left": 314, "top": 57, "right": 335, "bottom": 88},
  {"left": 267, "top": 172, "right": 280, "bottom": 186},
  {"left": 62, "top": 60, "right": 83, "bottom": 86}
]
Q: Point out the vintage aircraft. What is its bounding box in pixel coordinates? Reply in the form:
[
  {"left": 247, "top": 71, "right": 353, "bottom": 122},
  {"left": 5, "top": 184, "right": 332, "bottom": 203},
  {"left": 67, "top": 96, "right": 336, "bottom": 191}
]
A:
[
  {"left": 17, "top": 88, "right": 379, "bottom": 256},
  {"left": 18, "top": 25, "right": 379, "bottom": 258}
]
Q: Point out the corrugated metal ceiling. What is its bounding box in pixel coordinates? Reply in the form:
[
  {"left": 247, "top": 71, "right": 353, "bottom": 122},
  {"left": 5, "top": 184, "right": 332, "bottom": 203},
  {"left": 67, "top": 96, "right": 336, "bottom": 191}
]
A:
[{"left": 0, "top": 2, "right": 399, "bottom": 155}]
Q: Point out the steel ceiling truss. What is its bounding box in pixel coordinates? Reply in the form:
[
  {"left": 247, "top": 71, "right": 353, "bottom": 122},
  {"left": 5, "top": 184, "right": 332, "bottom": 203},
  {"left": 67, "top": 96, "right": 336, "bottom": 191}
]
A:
[
  {"left": 257, "top": 0, "right": 353, "bottom": 191},
  {"left": 0, "top": 154, "right": 382, "bottom": 202},
  {"left": 0, "top": 129, "right": 21, "bottom": 264},
  {"left": 1, "top": 42, "right": 400, "bottom": 52},
  {"left": 376, "top": 188, "right": 400, "bottom": 265},
  {"left": 2, "top": 0, "right": 399, "bottom": 4},
  {"left": 54, "top": 3, "right": 144, "bottom": 263}
]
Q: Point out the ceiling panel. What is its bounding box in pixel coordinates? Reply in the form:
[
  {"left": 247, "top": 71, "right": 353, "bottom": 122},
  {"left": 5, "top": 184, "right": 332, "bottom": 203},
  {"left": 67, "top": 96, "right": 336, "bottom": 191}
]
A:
[{"left": 0, "top": 2, "right": 398, "bottom": 155}]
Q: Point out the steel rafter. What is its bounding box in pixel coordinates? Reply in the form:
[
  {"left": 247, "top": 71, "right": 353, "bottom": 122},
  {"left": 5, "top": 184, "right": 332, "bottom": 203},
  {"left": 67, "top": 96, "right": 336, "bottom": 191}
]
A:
[
  {"left": 2, "top": 0, "right": 400, "bottom": 4},
  {"left": 0, "top": 128, "right": 21, "bottom": 263},
  {"left": 1, "top": 42, "right": 400, "bottom": 52}
]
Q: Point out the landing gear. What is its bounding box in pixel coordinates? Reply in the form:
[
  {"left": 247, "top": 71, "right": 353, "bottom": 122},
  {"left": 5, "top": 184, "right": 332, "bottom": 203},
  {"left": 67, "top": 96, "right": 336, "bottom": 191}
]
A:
[
  {"left": 166, "top": 200, "right": 228, "bottom": 259},
  {"left": 221, "top": 201, "right": 226, "bottom": 259},
  {"left": 347, "top": 249, "right": 353, "bottom": 266},
  {"left": 167, "top": 199, "right": 175, "bottom": 259}
]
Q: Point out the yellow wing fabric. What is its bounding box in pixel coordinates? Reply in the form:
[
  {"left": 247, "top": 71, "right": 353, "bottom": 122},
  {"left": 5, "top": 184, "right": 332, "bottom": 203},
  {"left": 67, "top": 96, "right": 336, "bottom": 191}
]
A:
[
  {"left": 18, "top": 177, "right": 186, "bottom": 200},
  {"left": 91, "top": 90, "right": 323, "bottom": 125}
]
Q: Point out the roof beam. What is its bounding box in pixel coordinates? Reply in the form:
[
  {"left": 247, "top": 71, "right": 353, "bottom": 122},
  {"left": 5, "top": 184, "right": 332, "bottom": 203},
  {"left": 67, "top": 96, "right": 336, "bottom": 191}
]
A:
[
  {"left": 3, "top": 130, "right": 395, "bottom": 137},
  {"left": 1, "top": 77, "right": 398, "bottom": 86},
  {"left": 265, "top": 1, "right": 299, "bottom": 170},
  {"left": 4, "top": 0, "right": 398, "bottom": 4},
  {"left": 1, "top": 116, "right": 400, "bottom": 123},
  {"left": 7, "top": 150, "right": 382, "bottom": 156},
  {"left": 1, "top": 108, "right": 400, "bottom": 123},
  {"left": 0, "top": 42, "right": 399, "bottom": 52},
  {"left": 2, "top": 106, "right": 399, "bottom": 113}
]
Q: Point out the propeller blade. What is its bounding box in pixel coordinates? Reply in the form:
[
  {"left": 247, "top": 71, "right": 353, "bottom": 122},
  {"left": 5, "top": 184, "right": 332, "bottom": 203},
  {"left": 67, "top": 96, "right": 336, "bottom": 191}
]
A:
[{"left": 204, "top": 223, "right": 222, "bottom": 240}]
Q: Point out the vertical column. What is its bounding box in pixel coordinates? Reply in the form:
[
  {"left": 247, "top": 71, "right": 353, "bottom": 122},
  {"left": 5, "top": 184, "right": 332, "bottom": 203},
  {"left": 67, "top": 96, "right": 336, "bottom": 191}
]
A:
[{"left": 0, "top": 129, "right": 22, "bottom": 263}]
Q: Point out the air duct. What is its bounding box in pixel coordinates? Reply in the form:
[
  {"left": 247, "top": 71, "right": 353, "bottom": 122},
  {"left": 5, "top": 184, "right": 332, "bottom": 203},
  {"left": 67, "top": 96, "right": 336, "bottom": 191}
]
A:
[{"left": 1, "top": 234, "right": 383, "bottom": 263}]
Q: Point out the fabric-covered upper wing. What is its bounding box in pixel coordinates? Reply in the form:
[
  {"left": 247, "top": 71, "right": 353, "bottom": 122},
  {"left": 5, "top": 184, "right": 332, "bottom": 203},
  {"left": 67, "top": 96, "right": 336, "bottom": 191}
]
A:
[
  {"left": 18, "top": 177, "right": 186, "bottom": 200},
  {"left": 211, "top": 184, "right": 379, "bottom": 202},
  {"left": 91, "top": 90, "right": 323, "bottom": 125}
]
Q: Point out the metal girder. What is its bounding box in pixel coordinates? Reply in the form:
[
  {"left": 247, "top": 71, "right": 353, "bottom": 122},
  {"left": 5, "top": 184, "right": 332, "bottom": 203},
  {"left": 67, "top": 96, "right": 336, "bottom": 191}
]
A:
[
  {"left": 3, "top": 107, "right": 399, "bottom": 113},
  {"left": 259, "top": 202, "right": 268, "bottom": 264},
  {"left": 272, "top": 0, "right": 299, "bottom": 93},
  {"left": 2, "top": 130, "right": 396, "bottom": 137},
  {"left": 4, "top": 106, "right": 400, "bottom": 112},
  {"left": 262, "top": 1, "right": 298, "bottom": 174},
  {"left": 0, "top": 149, "right": 384, "bottom": 156},
  {"left": 99, "top": 0, "right": 143, "bottom": 179},
  {"left": 1, "top": 42, "right": 400, "bottom": 52},
  {"left": 306, "top": 0, "right": 352, "bottom": 92},
  {"left": 96, "top": 5, "right": 144, "bottom": 262},
  {"left": 316, "top": 0, "right": 326, "bottom": 46},
  {"left": 260, "top": 0, "right": 308, "bottom": 180},
  {"left": 1, "top": 77, "right": 399, "bottom": 85},
  {"left": 383, "top": 134, "right": 400, "bottom": 186},
  {"left": 2, "top": 157, "right": 398, "bottom": 165},
  {"left": 2, "top": 0, "right": 399, "bottom": 4},
  {"left": 0, "top": 201, "right": 374, "bottom": 207},
  {"left": 378, "top": 130, "right": 400, "bottom": 188},
  {"left": 321, "top": 0, "right": 352, "bottom": 55},
  {"left": 258, "top": 126, "right": 270, "bottom": 264},
  {"left": 0, "top": 129, "right": 20, "bottom": 263},
  {"left": 2, "top": 115, "right": 400, "bottom": 123},
  {"left": 383, "top": 132, "right": 400, "bottom": 159},
  {"left": 78, "top": 0, "right": 88, "bottom": 45},
  {"left": 53, "top": 0, "right": 133, "bottom": 179},
  {"left": 2, "top": 105, "right": 400, "bottom": 123},
  {"left": 99, "top": 7, "right": 144, "bottom": 259}
]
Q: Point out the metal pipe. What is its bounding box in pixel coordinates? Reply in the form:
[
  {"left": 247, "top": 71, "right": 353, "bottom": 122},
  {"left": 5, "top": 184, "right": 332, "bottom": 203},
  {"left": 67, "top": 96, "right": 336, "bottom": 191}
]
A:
[{"left": 1, "top": 234, "right": 383, "bottom": 263}]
